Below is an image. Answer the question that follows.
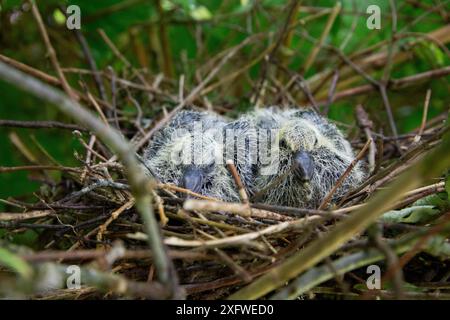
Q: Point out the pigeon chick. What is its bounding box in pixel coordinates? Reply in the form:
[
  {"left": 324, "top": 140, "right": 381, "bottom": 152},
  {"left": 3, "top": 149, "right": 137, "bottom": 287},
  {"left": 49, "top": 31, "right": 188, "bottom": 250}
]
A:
[
  {"left": 143, "top": 110, "right": 240, "bottom": 201},
  {"left": 222, "top": 116, "right": 259, "bottom": 196},
  {"left": 251, "top": 107, "right": 366, "bottom": 208}
]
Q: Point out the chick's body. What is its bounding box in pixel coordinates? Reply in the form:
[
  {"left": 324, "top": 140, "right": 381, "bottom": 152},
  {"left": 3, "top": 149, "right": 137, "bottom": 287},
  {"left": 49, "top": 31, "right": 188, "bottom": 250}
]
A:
[
  {"left": 251, "top": 107, "right": 366, "bottom": 208},
  {"left": 143, "top": 110, "right": 240, "bottom": 201}
]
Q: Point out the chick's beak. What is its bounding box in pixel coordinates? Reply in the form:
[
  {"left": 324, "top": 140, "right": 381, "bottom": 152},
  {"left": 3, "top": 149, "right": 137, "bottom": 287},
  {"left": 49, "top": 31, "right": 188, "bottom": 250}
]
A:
[
  {"left": 293, "top": 150, "right": 314, "bottom": 182},
  {"left": 181, "top": 166, "right": 204, "bottom": 195}
]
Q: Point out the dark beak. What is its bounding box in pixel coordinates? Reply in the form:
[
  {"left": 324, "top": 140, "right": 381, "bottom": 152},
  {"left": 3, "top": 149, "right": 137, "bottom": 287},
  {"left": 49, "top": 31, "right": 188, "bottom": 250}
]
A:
[
  {"left": 293, "top": 150, "right": 314, "bottom": 182},
  {"left": 181, "top": 166, "right": 204, "bottom": 195}
]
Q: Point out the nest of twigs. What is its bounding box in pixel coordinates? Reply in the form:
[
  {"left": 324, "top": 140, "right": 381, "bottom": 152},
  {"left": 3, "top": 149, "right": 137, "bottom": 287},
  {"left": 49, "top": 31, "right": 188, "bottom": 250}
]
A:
[{"left": 0, "top": 1, "right": 450, "bottom": 300}]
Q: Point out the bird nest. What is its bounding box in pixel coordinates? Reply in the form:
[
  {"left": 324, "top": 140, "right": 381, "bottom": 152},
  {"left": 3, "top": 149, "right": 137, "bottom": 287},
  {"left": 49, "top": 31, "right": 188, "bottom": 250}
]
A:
[
  {"left": 1, "top": 86, "right": 448, "bottom": 299},
  {"left": 0, "top": 2, "right": 450, "bottom": 300}
]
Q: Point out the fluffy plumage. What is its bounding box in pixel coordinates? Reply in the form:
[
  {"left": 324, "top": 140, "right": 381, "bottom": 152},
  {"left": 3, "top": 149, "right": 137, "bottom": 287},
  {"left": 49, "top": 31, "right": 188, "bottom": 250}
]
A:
[
  {"left": 143, "top": 110, "right": 240, "bottom": 201},
  {"left": 143, "top": 107, "right": 366, "bottom": 208},
  {"left": 222, "top": 117, "right": 259, "bottom": 196},
  {"left": 249, "top": 107, "right": 367, "bottom": 208}
]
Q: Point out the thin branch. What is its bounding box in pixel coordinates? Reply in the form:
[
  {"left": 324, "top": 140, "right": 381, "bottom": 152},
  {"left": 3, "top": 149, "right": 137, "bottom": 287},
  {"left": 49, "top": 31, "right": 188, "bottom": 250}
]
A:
[
  {"left": 0, "top": 61, "right": 181, "bottom": 298},
  {"left": 29, "top": 0, "right": 77, "bottom": 101}
]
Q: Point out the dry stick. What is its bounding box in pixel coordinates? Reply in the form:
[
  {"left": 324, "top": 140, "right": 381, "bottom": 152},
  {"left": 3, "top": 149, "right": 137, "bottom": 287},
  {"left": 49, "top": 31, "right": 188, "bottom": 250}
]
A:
[
  {"left": 214, "top": 248, "right": 253, "bottom": 283},
  {"left": 302, "top": 2, "right": 341, "bottom": 73},
  {"left": 228, "top": 130, "right": 450, "bottom": 299},
  {"left": 392, "top": 65, "right": 450, "bottom": 87},
  {"left": 315, "top": 66, "right": 450, "bottom": 106},
  {"left": 164, "top": 216, "right": 321, "bottom": 248},
  {"left": 0, "top": 54, "right": 110, "bottom": 109},
  {"left": 379, "top": 84, "right": 401, "bottom": 153},
  {"left": 71, "top": 26, "right": 107, "bottom": 102},
  {"left": 87, "top": 92, "right": 110, "bottom": 127},
  {"left": 9, "top": 132, "right": 38, "bottom": 164},
  {"left": 278, "top": 0, "right": 303, "bottom": 68},
  {"left": 156, "top": 0, "right": 174, "bottom": 78},
  {"left": 0, "top": 61, "right": 181, "bottom": 298},
  {"left": 382, "top": 0, "right": 398, "bottom": 83},
  {"left": 74, "top": 131, "right": 109, "bottom": 162},
  {"left": 0, "top": 120, "right": 85, "bottom": 131},
  {"left": 316, "top": 45, "right": 401, "bottom": 145},
  {"left": 372, "top": 226, "right": 405, "bottom": 300},
  {"left": 80, "top": 135, "right": 96, "bottom": 182},
  {"left": 253, "top": 0, "right": 302, "bottom": 105},
  {"left": 133, "top": 35, "right": 256, "bottom": 153},
  {"left": 309, "top": 24, "right": 450, "bottom": 99},
  {"left": 226, "top": 160, "right": 251, "bottom": 213},
  {"left": 0, "top": 210, "right": 52, "bottom": 221},
  {"left": 97, "top": 199, "right": 135, "bottom": 242},
  {"left": 200, "top": 34, "right": 272, "bottom": 96},
  {"left": 184, "top": 200, "right": 252, "bottom": 217},
  {"left": 0, "top": 165, "right": 80, "bottom": 173},
  {"left": 29, "top": 0, "right": 77, "bottom": 101},
  {"left": 20, "top": 248, "right": 214, "bottom": 263},
  {"left": 157, "top": 183, "right": 217, "bottom": 201},
  {"left": 0, "top": 54, "right": 59, "bottom": 86},
  {"left": 184, "top": 199, "right": 293, "bottom": 222},
  {"left": 414, "top": 89, "right": 432, "bottom": 143},
  {"left": 274, "top": 61, "right": 319, "bottom": 112},
  {"left": 97, "top": 29, "right": 150, "bottom": 90},
  {"left": 322, "top": 70, "right": 339, "bottom": 116},
  {"left": 364, "top": 127, "right": 448, "bottom": 193},
  {"left": 152, "top": 190, "right": 169, "bottom": 226},
  {"left": 356, "top": 105, "right": 376, "bottom": 172}
]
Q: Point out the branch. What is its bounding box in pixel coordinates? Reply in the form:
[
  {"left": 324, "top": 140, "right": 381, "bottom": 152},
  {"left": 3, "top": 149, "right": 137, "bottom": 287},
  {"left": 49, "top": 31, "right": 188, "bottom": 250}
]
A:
[
  {"left": 0, "top": 61, "right": 181, "bottom": 298},
  {"left": 228, "top": 124, "right": 450, "bottom": 299}
]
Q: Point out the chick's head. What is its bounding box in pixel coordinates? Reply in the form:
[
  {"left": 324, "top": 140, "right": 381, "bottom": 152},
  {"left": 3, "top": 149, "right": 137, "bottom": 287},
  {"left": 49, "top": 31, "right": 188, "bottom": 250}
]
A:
[
  {"left": 146, "top": 122, "right": 238, "bottom": 201},
  {"left": 277, "top": 118, "right": 328, "bottom": 182},
  {"left": 255, "top": 108, "right": 366, "bottom": 208}
]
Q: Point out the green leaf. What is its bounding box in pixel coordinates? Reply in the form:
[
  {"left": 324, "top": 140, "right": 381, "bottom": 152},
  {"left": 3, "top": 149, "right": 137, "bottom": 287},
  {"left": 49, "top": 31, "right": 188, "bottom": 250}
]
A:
[
  {"left": 190, "top": 5, "right": 212, "bottom": 21},
  {"left": 354, "top": 281, "right": 423, "bottom": 292},
  {"left": 382, "top": 191, "right": 449, "bottom": 224},
  {"left": 0, "top": 247, "right": 33, "bottom": 279},
  {"left": 413, "top": 193, "right": 449, "bottom": 210},
  {"left": 381, "top": 205, "right": 440, "bottom": 224},
  {"left": 425, "top": 235, "right": 450, "bottom": 258},
  {"left": 53, "top": 9, "right": 66, "bottom": 25}
]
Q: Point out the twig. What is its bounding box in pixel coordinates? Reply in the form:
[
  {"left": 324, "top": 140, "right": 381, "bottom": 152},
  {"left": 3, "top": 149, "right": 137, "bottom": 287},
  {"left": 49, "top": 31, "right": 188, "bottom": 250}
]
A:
[
  {"left": 163, "top": 216, "right": 321, "bottom": 248},
  {"left": 0, "top": 61, "right": 180, "bottom": 298},
  {"left": 228, "top": 128, "right": 450, "bottom": 299},
  {"left": 414, "top": 89, "right": 432, "bottom": 143},
  {"left": 0, "top": 119, "right": 85, "bottom": 131},
  {"left": 0, "top": 165, "right": 80, "bottom": 173},
  {"left": 322, "top": 70, "right": 339, "bottom": 116},
  {"left": 0, "top": 210, "right": 52, "bottom": 221},
  {"left": 97, "top": 199, "right": 135, "bottom": 242},
  {"left": 302, "top": 2, "right": 341, "bottom": 73},
  {"left": 318, "top": 139, "right": 372, "bottom": 210},
  {"left": 29, "top": 0, "right": 77, "bottom": 101},
  {"left": 226, "top": 160, "right": 251, "bottom": 209},
  {"left": 356, "top": 105, "right": 376, "bottom": 172}
]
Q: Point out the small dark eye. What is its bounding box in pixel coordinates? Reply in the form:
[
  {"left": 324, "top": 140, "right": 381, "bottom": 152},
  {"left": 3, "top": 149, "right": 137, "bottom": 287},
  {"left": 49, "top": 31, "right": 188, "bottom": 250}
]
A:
[
  {"left": 280, "top": 139, "right": 288, "bottom": 149},
  {"left": 313, "top": 136, "right": 318, "bottom": 146}
]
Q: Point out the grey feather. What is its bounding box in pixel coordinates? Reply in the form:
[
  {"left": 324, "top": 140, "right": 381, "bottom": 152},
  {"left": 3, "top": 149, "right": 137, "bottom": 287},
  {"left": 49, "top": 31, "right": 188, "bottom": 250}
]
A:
[
  {"left": 248, "top": 107, "right": 367, "bottom": 208},
  {"left": 143, "top": 110, "right": 240, "bottom": 201}
]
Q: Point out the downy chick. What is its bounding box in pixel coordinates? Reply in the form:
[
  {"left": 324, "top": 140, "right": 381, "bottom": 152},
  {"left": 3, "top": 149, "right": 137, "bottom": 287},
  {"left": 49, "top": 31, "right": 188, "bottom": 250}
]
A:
[
  {"left": 143, "top": 110, "right": 240, "bottom": 201},
  {"left": 222, "top": 117, "right": 259, "bottom": 196},
  {"left": 251, "top": 107, "right": 366, "bottom": 208}
]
